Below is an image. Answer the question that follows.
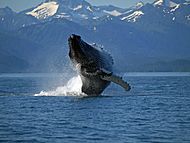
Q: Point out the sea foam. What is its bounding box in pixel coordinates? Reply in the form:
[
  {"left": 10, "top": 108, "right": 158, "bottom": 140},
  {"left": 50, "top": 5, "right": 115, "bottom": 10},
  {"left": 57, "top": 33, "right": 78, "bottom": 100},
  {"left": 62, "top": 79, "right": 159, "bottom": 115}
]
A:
[{"left": 34, "top": 75, "right": 86, "bottom": 96}]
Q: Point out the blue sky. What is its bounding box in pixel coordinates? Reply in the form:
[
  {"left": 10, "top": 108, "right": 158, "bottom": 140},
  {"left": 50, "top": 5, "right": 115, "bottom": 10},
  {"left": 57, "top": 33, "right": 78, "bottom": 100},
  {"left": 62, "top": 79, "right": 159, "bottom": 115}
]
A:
[{"left": 0, "top": 0, "right": 154, "bottom": 12}]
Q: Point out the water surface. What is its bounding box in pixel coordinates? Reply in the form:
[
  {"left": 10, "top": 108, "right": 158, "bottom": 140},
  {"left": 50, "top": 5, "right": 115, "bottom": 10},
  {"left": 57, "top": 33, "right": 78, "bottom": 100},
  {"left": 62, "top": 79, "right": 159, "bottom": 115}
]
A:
[{"left": 0, "top": 73, "right": 190, "bottom": 143}]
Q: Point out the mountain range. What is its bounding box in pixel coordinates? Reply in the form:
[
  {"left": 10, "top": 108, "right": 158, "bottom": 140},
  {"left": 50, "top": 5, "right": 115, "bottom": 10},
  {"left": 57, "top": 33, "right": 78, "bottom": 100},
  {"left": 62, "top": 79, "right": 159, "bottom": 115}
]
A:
[{"left": 0, "top": 0, "right": 190, "bottom": 72}]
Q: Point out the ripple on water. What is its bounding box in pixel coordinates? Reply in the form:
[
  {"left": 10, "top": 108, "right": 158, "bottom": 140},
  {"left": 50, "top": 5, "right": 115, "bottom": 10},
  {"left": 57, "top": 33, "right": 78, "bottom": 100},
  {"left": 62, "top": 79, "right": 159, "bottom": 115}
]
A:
[{"left": 0, "top": 73, "right": 190, "bottom": 143}]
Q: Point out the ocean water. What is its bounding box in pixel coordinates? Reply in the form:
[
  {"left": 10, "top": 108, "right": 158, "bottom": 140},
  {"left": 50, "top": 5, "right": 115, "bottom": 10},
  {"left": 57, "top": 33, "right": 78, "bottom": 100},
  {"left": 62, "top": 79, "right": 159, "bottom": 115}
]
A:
[{"left": 0, "top": 72, "right": 190, "bottom": 143}]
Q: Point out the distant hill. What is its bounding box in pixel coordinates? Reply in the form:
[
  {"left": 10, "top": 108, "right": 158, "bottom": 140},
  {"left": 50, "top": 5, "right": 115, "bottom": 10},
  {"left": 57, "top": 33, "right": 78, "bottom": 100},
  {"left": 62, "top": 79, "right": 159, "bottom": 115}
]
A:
[
  {"left": 0, "top": 0, "right": 190, "bottom": 72},
  {"left": 0, "top": 50, "right": 28, "bottom": 73}
]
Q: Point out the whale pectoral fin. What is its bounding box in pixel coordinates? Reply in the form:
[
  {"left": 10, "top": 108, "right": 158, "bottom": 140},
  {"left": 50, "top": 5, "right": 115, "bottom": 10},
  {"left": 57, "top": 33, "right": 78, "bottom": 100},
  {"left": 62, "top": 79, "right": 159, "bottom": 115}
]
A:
[{"left": 101, "top": 74, "right": 131, "bottom": 91}]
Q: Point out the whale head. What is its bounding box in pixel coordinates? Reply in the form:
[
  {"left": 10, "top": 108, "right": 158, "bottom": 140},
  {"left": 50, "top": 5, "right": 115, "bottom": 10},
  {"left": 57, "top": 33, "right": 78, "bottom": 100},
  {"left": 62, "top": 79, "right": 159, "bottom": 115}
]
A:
[
  {"left": 68, "top": 34, "right": 85, "bottom": 64},
  {"left": 68, "top": 34, "right": 99, "bottom": 73}
]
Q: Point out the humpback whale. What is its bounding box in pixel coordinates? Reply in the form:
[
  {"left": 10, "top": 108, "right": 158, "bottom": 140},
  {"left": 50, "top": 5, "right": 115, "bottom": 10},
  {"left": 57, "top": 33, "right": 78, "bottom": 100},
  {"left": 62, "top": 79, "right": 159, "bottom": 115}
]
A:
[{"left": 68, "top": 34, "right": 130, "bottom": 96}]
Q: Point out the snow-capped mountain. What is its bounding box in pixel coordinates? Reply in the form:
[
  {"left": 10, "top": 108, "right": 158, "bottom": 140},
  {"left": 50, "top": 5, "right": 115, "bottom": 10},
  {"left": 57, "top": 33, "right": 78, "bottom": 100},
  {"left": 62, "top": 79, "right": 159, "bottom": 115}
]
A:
[
  {"left": 26, "top": 1, "right": 59, "bottom": 19},
  {"left": 24, "top": 0, "right": 190, "bottom": 25},
  {"left": 0, "top": 0, "right": 190, "bottom": 72},
  {"left": 24, "top": 0, "right": 128, "bottom": 25},
  {"left": 121, "top": 0, "right": 190, "bottom": 24},
  {"left": 25, "top": 0, "right": 93, "bottom": 20}
]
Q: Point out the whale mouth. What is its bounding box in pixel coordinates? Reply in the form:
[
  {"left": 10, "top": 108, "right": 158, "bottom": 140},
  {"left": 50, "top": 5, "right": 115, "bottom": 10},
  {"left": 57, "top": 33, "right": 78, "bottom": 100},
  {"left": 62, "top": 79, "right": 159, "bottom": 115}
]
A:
[
  {"left": 70, "top": 34, "right": 81, "bottom": 40},
  {"left": 68, "top": 35, "right": 99, "bottom": 75},
  {"left": 68, "top": 34, "right": 81, "bottom": 48},
  {"left": 68, "top": 34, "right": 86, "bottom": 65}
]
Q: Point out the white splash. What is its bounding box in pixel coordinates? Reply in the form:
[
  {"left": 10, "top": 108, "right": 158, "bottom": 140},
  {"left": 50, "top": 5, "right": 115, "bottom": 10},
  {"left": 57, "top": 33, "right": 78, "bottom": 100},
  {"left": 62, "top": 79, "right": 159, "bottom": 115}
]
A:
[
  {"left": 34, "top": 75, "right": 86, "bottom": 96},
  {"left": 55, "top": 12, "right": 70, "bottom": 18}
]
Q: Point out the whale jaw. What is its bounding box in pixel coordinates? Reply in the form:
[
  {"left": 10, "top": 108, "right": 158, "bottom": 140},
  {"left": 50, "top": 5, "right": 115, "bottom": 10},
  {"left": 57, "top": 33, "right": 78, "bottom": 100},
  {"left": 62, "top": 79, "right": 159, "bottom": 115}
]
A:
[{"left": 68, "top": 34, "right": 85, "bottom": 66}]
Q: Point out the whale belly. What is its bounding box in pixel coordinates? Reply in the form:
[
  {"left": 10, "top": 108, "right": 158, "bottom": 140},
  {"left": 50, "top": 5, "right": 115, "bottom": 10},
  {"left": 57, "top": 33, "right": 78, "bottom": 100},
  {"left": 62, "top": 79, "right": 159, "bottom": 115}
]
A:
[{"left": 80, "top": 74, "right": 110, "bottom": 95}]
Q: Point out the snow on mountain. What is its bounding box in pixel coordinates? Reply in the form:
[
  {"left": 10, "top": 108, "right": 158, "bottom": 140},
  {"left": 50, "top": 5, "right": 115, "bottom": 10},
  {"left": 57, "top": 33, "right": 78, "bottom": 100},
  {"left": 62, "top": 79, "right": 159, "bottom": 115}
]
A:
[
  {"left": 121, "top": 11, "right": 144, "bottom": 22},
  {"left": 153, "top": 0, "right": 189, "bottom": 7},
  {"left": 87, "top": 6, "right": 93, "bottom": 12},
  {"left": 135, "top": 2, "right": 144, "bottom": 9},
  {"left": 55, "top": 12, "right": 70, "bottom": 18},
  {"left": 73, "top": 5, "right": 83, "bottom": 11},
  {"left": 170, "top": 4, "right": 180, "bottom": 12},
  {"left": 171, "top": 1, "right": 190, "bottom": 25},
  {"left": 25, "top": 0, "right": 96, "bottom": 22},
  {"left": 119, "top": 0, "right": 190, "bottom": 25},
  {"left": 26, "top": 1, "right": 59, "bottom": 19},
  {"left": 24, "top": 0, "right": 127, "bottom": 24},
  {"left": 153, "top": 0, "right": 170, "bottom": 7},
  {"left": 103, "top": 10, "right": 122, "bottom": 16},
  {"left": 4, "top": 0, "right": 190, "bottom": 30},
  {"left": 187, "top": 15, "right": 190, "bottom": 20},
  {"left": 153, "top": 0, "right": 164, "bottom": 6},
  {"left": 170, "top": 0, "right": 179, "bottom": 7}
]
